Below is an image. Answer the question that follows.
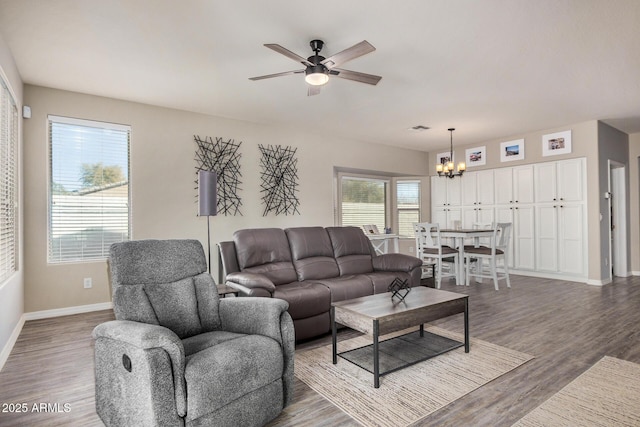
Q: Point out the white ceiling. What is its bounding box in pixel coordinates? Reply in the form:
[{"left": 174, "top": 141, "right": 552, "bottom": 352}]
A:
[{"left": 1, "top": 0, "right": 639, "bottom": 152}]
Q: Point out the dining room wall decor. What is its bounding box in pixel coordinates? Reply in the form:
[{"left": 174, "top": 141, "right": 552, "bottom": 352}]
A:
[
  {"left": 194, "top": 135, "right": 243, "bottom": 216},
  {"left": 258, "top": 144, "right": 300, "bottom": 216}
]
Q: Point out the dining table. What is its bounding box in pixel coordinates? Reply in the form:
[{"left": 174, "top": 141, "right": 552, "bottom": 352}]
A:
[{"left": 438, "top": 228, "right": 495, "bottom": 284}]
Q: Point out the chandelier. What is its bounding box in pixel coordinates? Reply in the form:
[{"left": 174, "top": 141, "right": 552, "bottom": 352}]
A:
[{"left": 436, "top": 128, "right": 466, "bottom": 178}]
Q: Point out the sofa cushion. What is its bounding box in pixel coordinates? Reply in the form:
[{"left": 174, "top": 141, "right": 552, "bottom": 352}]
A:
[
  {"left": 233, "top": 228, "right": 297, "bottom": 285},
  {"left": 313, "top": 275, "right": 374, "bottom": 302},
  {"left": 326, "top": 227, "right": 374, "bottom": 275},
  {"left": 286, "top": 227, "right": 340, "bottom": 281},
  {"left": 273, "top": 281, "right": 331, "bottom": 319}
]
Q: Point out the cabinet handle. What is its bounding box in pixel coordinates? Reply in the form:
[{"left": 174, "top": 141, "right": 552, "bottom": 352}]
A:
[
  {"left": 560, "top": 205, "right": 564, "bottom": 208},
  {"left": 553, "top": 198, "right": 556, "bottom": 201},
  {"left": 560, "top": 198, "right": 564, "bottom": 201}
]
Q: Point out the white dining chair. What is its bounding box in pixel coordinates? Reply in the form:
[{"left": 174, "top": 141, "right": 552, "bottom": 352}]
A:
[
  {"left": 464, "top": 222, "right": 512, "bottom": 290},
  {"left": 413, "top": 222, "right": 460, "bottom": 288}
]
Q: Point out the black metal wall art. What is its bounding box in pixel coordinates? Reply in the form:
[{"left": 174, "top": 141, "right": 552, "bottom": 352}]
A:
[
  {"left": 194, "top": 135, "right": 243, "bottom": 216},
  {"left": 258, "top": 144, "right": 300, "bottom": 216}
]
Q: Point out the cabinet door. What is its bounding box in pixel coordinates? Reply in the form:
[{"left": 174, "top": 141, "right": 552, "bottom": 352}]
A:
[
  {"left": 431, "top": 176, "right": 447, "bottom": 206},
  {"left": 514, "top": 205, "right": 535, "bottom": 270},
  {"left": 447, "top": 178, "right": 462, "bottom": 206},
  {"left": 447, "top": 208, "right": 462, "bottom": 228},
  {"left": 494, "top": 168, "right": 513, "bottom": 205},
  {"left": 557, "top": 158, "right": 584, "bottom": 202},
  {"left": 462, "top": 207, "right": 478, "bottom": 229},
  {"left": 534, "top": 162, "right": 557, "bottom": 203},
  {"left": 514, "top": 165, "right": 534, "bottom": 204},
  {"left": 477, "top": 170, "right": 495, "bottom": 205},
  {"left": 558, "top": 204, "right": 584, "bottom": 275},
  {"left": 462, "top": 172, "right": 478, "bottom": 206},
  {"left": 495, "top": 207, "right": 515, "bottom": 268},
  {"left": 535, "top": 205, "right": 559, "bottom": 272},
  {"left": 432, "top": 207, "right": 448, "bottom": 228}
]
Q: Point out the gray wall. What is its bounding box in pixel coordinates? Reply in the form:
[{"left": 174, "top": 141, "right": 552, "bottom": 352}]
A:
[
  {"left": 22, "top": 85, "right": 430, "bottom": 313},
  {"left": 597, "top": 122, "right": 630, "bottom": 280}
]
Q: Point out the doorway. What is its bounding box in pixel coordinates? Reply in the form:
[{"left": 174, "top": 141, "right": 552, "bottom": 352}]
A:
[{"left": 608, "top": 160, "right": 628, "bottom": 279}]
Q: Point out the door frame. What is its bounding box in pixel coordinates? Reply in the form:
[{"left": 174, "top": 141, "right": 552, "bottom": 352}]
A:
[{"left": 608, "top": 160, "right": 628, "bottom": 279}]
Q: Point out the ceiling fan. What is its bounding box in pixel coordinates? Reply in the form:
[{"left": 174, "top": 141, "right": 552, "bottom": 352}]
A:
[{"left": 249, "top": 39, "right": 382, "bottom": 96}]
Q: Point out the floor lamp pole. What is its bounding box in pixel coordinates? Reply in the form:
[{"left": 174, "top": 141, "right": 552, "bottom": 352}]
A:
[{"left": 207, "top": 215, "right": 211, "bottom": 274}]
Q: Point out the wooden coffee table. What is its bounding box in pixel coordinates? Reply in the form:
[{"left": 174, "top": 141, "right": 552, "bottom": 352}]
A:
[{"left": 331, "top": 286, "right": 469, "bottom": 388}]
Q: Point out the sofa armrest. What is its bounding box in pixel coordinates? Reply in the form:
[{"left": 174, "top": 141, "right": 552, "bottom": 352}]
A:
[
  {"left": 372, "top": 253, "right": 423, "bottom": 272},
  {"left": 226, "top": 272, "right": 276, "bottom": 296},
  {"left": 92, "top": 320, "right": 187, "bottom": 417}
]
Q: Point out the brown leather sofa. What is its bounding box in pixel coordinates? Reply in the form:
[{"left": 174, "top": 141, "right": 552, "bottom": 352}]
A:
[{"left": 218, "top": 226, "right": 423, "bottom": 341}]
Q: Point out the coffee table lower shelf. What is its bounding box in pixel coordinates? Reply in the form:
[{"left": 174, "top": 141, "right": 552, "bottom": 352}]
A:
[{"left": 337, "top": 328, "right": 463, "bottom": 377}]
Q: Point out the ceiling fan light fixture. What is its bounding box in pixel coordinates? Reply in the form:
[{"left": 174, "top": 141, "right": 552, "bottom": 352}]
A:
[{"left": 305, "top": 71, "right": 329, "bottom": 86}]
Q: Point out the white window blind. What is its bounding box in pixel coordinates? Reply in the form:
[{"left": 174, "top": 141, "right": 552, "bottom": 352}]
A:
[
  {"left": 0, "top": 78, "right": 18, "bottom": 283},
  {"left": 48, "top": 116, "right": 131, "bottom": 263},
  {"left": 397, "top": 180, "right": 421, "bottom": 237},
  {"left": 340, "top": 176, "right": 388, "bottom": 231}
]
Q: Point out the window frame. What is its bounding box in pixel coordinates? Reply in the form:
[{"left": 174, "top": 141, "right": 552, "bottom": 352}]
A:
[
  {"left": 0, "top": 74, "right": 19, "bottom": 284},
  {"left": 336, "top": 172, "right": 391, "bottom": 231},
  {"left": 395, "top": 179, "right": 422, "bottom": 238},
  {"left": 47, "top": 115, "right": 132, "bottom": 264}
]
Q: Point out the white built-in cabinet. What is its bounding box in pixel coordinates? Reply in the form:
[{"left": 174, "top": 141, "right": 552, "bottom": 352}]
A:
[
  {"left": 534, "top": 158, "right": 585, "bottom": 276},
  {"left": 431, "top": 158, "right": 587, "bottom": 280},
  {"left": 431, "top": 176, "right": 462, "bottom": 229}
]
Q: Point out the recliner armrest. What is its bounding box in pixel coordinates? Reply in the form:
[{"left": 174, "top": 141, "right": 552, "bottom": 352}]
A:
[
  {"left": 92, "top": 320, "right": 187, "bottom": 417},
  {"left": 226, "top": 272, "right": 276, "bottom": 296},
  {"left": 219, "top": 297, "right": 295, "bottom": 406},
  {"left": 372, "top": 253, "right": 423, "bottom": 272}
]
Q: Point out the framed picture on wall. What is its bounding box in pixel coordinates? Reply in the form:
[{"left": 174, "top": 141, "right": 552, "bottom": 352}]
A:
[
  {"left": 542, "top": 130, "right": 572, "bottom": 156},
  {"left": 465, "top": 146, "right": 486, "bottom": 167},
  {"left": 500, "top": 139, "right": 525, "bottom": 162},
  {"left": 436, "top": 151, "right": 453, "bottom": 166}
]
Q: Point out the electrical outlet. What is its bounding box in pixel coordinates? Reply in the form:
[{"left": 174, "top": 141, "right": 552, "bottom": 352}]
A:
[
  {"left": 604, "top": 258, "right": 608, "bottom": 266},
  {"left": 83, "top": 277, "right": 92, "bottom": 289},
  {"left": 409, "top": 246, "right": 414, "bottom": 254}
]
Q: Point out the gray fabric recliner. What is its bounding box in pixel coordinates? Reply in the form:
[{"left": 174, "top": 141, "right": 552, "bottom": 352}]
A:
[{"left": 93, "top": 239, "right": 294, "bottom": 427}]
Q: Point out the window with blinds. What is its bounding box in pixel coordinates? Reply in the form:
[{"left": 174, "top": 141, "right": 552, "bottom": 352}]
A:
[
  {"left": 48, "top": 116, "right": 131, "bottom": 263},
  {"left": 340, "top": 176, "right": 388, "bottom": 231},
  {"left": 0, "top": 78, "right": 18, "bottom": 283},
  {"left": 397, "top": 180, "right": 421, "bottom": 237}
]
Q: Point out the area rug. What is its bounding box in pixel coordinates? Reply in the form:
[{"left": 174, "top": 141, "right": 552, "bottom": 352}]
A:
[
  {"left": 295, "top": 326, "right": 533, "bottom": 427},
  {"left": 512, "top": 356, "right": 640, "bottom": 427}
]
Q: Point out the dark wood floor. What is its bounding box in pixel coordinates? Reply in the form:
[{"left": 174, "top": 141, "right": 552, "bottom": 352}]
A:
[{"left": 1, "top": 275, "right": 639, "bottom": 427}]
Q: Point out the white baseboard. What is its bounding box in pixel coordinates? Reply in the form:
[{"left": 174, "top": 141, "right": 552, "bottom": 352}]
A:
[
  {"left": 586, "top": 278, "right": 610, "bottom": 286},
  {"left": 632, "top": 271, "right": 640, "bottom": 276},
  {"left": 24, "top": 302, "right": 113, "bottom": 321},
  {"left": 0, "top": 314, "right": 26, "bottom": 372}
]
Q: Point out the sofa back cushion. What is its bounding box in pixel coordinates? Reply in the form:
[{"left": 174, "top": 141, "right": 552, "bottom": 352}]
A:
[
  {"left": 233, "top": 228, "right": 297, "bottom": 285},
  {"left": 285, "top": 227, "right": 340, "bottom": 281},
  {"left": 326, "top": 227, "right": 374, "bottom": 275}
]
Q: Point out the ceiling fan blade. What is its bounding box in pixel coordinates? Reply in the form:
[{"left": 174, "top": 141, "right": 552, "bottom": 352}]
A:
[
  {"left": 307, "top": 85, "right": 322, "bottom": 96},
  {"left": 332, "top": 68, "right": 382, "bottom": 85},
  {"left": 249, "top": 70, "right": 304, "bottom": 81},
  {"left": 320, "top": 40, "right": 375, "bottom": 69},
  {"left": 264, "top": 44, "right": 313, "bottom": 66}
]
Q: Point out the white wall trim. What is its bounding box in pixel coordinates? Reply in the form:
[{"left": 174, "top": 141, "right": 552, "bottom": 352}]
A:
[
  {"left": 586, "top": 278, "right": 611, "bottom": 286},
  {"left": 632, "top": 271, "right": 640, "bottom": 276},
  {"left": 0, "top": 314, "right": 25, "bottom": 371},
  {"left": 24, "top": 302, "right": 113, "bottom": 321}
]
